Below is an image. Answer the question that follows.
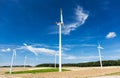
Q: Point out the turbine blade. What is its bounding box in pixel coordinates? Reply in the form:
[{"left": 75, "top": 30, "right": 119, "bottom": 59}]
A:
[
  {"left": 100, "top": 47, "right": 104, "bottom": 49},
  {"left": 98, "top": 42, "right": 100, "bottom": 47},
  {"left": 60, "top": 8, "right": 64, "bottom": 24},
  {"left": 23, "top": 43, "right": 27, "bottom": 46},
  {"left": 13, "top": 49, "right": 16, "bottom": 58},
  {"left": 23, "top": 43, "right": 38, "bottom": 56}
]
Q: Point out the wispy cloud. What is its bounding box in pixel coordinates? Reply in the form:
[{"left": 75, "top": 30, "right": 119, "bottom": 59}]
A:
[
  {"left": 50, "top": 6, "right": 89, "bottom": 35},
  {"left": 23, "top": 43, "right": 58, "bottom": 56},
  {"left": 115, "top": 49, "right": 120, "bottom": 52},
  {"left": 29, "top": 43, "right": 70, "bottom": 51},
  {"left": 108, "top": 56, "right": 120, "bottom": 59},
  {"left": 81, "top": 44, "right": 97, "bottom": 47},
  {"left": 63, "top": 44, "right": 79, "bottom": 48},
  {"left": 63, "top": 55, "right": 78, "bottom": 60},
  {"left": 0, "top": 48, "right": 11, "bottom": 52},
  {"left": 106, "top": 32, "right": 116, "bottom": 39},
  {"left": 31, "top": 43, "right": 51, "bottom": 48},
  {"left": 110, "top": 49, "right": 120, "bottom": 53},
  {"left": 64, "top": 55, "right": 99, "bottom": 60},
  {"left": 62, "top": 6, "right": 89, "bottom": 35}
]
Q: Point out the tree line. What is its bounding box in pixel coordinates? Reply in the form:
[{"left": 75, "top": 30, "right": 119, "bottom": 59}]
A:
[
  {"left": 36, "top": 60, "right": 120, "bottom": 67},
  {"left": 1, "top": 60, "right": 120, "bottom": 67}
]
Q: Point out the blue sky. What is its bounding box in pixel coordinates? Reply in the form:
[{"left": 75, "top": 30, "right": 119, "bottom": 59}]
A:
[{"left": 0, "top": 0, "right": 120, "bottom": 66}]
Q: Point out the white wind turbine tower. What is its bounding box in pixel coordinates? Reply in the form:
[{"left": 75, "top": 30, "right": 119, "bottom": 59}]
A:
[
  {"left": 54, "top": 53, "right": 57, "bottom": 69},
  {"left": 24, "top": 55, "right": 27, "bottom": 68},
  {"left": 10, "top": 49, "right": 16, "bottom": 74},
  {"left": 56, "top": 8, "right": 64, "bottom": 72},
  {"left": 97, "top": 42, "right": 104, "bottom": 68}
]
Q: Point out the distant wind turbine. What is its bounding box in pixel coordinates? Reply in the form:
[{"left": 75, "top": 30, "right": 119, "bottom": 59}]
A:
[
  {"left": 56, "top": 8, "right": 64, "bottom": 72},
  {"left": 10, "top": 49, "right": 16, "bottom": 74},
  {"left": 24, "top": 55, "right": 27, "bottom": 68},
  {"left": 54, "top": 54, "right": 57, "bottom": 69},
  {"left": 97, "top": 42, "right": 104, "bottom": 68}
]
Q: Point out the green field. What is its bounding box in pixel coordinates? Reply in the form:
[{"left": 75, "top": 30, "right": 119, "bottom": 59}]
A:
[{"left": 6, "top": 68, "right": 69, "bottom": 74}]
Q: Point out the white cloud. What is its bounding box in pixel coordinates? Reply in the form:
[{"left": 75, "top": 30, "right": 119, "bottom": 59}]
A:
[
  {"left": 114, "top": 49, "right": 120, "bottom": 52},
  {"left": 23, "top": 43, "right": 58, "bottom": 56},
  {"left": 62, "top": 6, "right": 89, "bottom": 35},
  {"left": 63, "top": 44, "right": 79, "bottom": 48},
  {"left": 64, "top": 55, "right": 99, "bottom": 60},
  {"left": 50, "top": 6, "right": 89, "bottom": 35},
  {"left": 108, "top": 56, "right": 120, "bottom": 59},
  {"left": 106, "top": 32, "right": 116, "bottom": 39},
  {"left": 76, "top": 6, "right": 89, "bottom": 24},
  {"left": 62, "top": 47, "right": 70, "bottom": 51},
  {"left": 79, "top": 56, "right": 99, "bottom": 59},
  {"left": 31, "top": 43, "right": 50, "bottom": 48},
  {"left": 81, "top": 44, "right": 97, "bottom": 47},
  {"left": 64, "top": 55, "right": 78, "bottom": 60},
  {"left": 0, "top": 48, "right": 11, "bottom": 52}
]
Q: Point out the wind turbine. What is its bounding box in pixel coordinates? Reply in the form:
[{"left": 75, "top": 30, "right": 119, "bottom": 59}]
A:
[
  {"left": 56, "top": 8, "right": 64, "bottom": 72},
  {"left": 54, "top": 53, "right": 57, "bottom": 69},
  {"left": 97, "top": 42, "right": 104, "bottom": 68},
  {"left": 10, "top": 49, "right": 16, "bottom": 74},
  {"left": 24, "top": 55, "right": 27, "bottom": 68}
]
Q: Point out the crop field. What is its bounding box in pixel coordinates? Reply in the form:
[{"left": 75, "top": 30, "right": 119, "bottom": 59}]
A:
[
  {"left": 0, "top": 66, "right": 120, "bottom": 78},
  {"left": 5, "top": 68, "right": 68, "bottom": 74}
]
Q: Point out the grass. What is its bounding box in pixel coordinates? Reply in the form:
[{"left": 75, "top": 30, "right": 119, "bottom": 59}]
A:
[{"left": 6, "top": 68, "right": 69, "bottom": 74}]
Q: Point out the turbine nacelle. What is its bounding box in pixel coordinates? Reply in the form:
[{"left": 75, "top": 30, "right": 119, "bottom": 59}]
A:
[
  {"left": 56, "top": 22, "right": 63, "bottom": 26},
  {"left": 97, "top": 46, "right": 104, "bottom": 49},
  {"left": 98, "top": 42, "right": 104, "bottom": 49}
]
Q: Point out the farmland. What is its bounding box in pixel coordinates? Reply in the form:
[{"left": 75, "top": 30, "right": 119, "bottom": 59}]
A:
[{"left": 0, "top": 66, "right": 120, "bottom": 78}]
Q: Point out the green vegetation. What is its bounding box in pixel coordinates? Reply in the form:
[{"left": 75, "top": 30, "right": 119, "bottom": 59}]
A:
[
  {"left": 36, "top": 60, "right": 120, "bottom": 67},
  {"left": 6, "top": 68, "right": 69, "bottom": 74}
]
